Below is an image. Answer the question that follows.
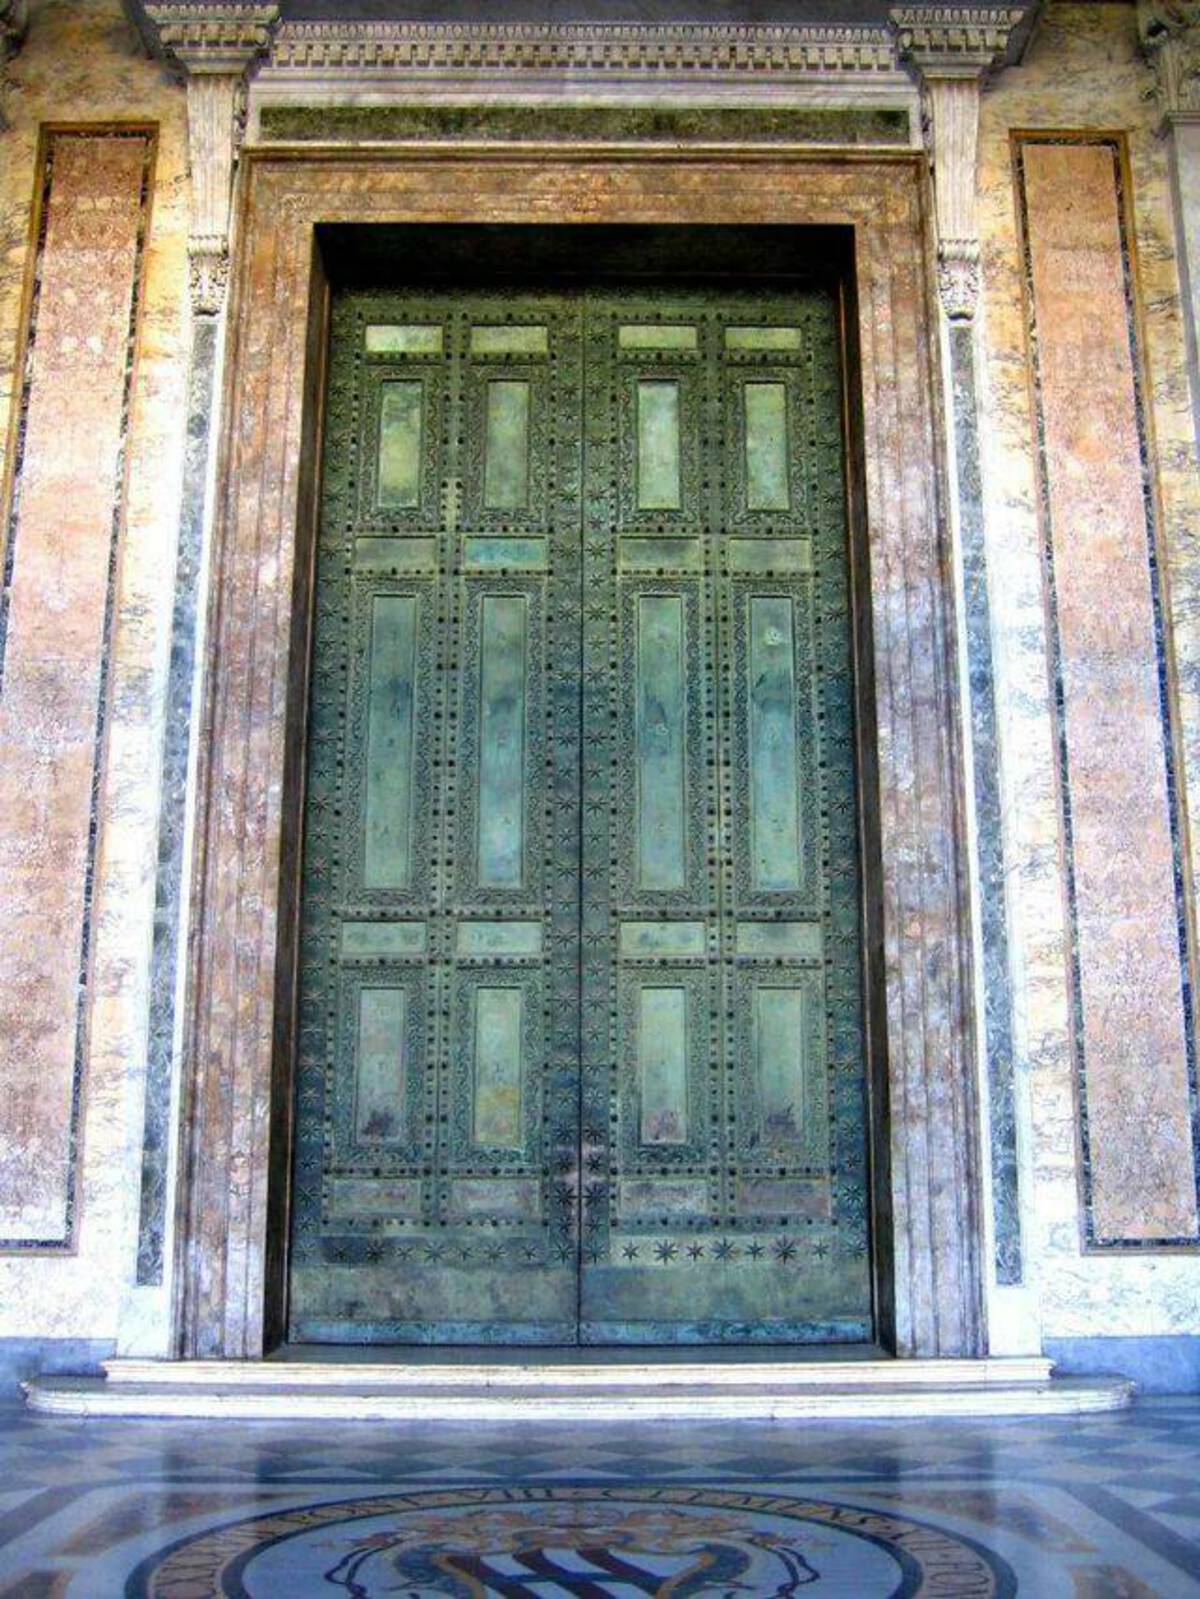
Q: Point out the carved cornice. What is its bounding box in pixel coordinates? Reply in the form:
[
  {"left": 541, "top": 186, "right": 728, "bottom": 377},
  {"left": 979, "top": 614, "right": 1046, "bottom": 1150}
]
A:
[
  {"left": 1138, "top": 0, "right": 1200, "bottom": 116},
  {"left": 890, "top": 6, "right": 1023, "bottom": 75},
  {"left": 145, "top": 2, "right": 278, "bottom": 73},
  {"left": 266, "top": 20, "right": 899, "bottom": 79}
]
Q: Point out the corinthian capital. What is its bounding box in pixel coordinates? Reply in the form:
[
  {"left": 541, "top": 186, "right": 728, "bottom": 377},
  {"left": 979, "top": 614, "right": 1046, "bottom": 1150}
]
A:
[
  {"left": 144, "top": 5, "right": 279, "bottom": 314},
  {"left": 1138, "top": 0, "right": 1200, "bottom": 116}
]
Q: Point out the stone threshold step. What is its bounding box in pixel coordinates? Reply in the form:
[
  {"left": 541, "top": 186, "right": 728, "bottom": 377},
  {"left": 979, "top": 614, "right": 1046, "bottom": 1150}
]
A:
[
  {"left": 24, "top": 1372, "right": 1133, "bottom": 1421},
  {"left": 103, "top": 1354, "right": 1054, "bottom": 1391}
]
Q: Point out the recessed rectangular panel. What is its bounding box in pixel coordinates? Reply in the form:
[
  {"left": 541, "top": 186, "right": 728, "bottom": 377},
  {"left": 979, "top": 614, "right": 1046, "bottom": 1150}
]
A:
[
  {"left": 744, "top": 382, "right": 790, "bottom": 511},
  {"left": 478, "top": 595, "right": 528, "bottom": 888},
  {"left": 619, "top": 921, "right": 706, "bottom": 959},
  {"left": 619, "top": 325, "right": 698, "bottom": 351},
  {"left": 341, "top": 921, "right": 428, "bottom": 960},
  {"left": 755, "top": 987, "right": 807, "bottom": 1144},
  {"left": 618, "top": 1178, "right": 708, "bottom": 1222},
  {"left": 471, "top": 325, "right": 549, "bottom": 356},
  {"left": 353, "top": 537, "right": 437, "bottom": 572},
  {"left": 638, "top": 986, "right": 688, "bottom": 1145},
  {"left": 727, "top": 538, "right": 811, "bottom": 574},
  {"left": 450, "top": 1178, "right": 540, "bottom": 1221},
  {"left": 365, "top": 324, "right": 443, "bottom": 355},
  {"left": 363, "top": 595, "right": 417, "bottom": 889},
  {"left": 726, "top": 326, "right": 803, "bottom": 352},
  {"left": 737, "top": 1177, "right": 830, "bottom": 1220},
  {"left": 484, "top": 380, "right": 532, "bottom": 509},
  {"left": 619, "top": 537, "right": 702, "bottom": 572},
  {"left": 457, "top": 921, "right": 544, "bottom": 958},
  {"left": 636, "top": 596, "right": 686, "bottom": 891},
  {"left": 749, "top": 596, "right": 801, "bottom": 890},
  {"left": 377, "top": 381, "right": 423, "bottom": 509},
  {"left": 636, "top": 381, "right": 682, "bottom": 510},
  {"left": 354, "top": 988, "right": 408, "bottom": 1144},
  {"left": 464, "top": 536, "right": 546, "bottom": 571},
  {"left": 328, "top": 1177, "right": 423, "bottom": 1219},
  {"left": 736, "top": 921, "right": 823, "bottom": 960},
  {"left": 473, "top": 987, "right": 524, "bottom": 1149}
]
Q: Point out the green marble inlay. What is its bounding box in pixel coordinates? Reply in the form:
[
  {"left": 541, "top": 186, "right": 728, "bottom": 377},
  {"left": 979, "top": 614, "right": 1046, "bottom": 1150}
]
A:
[
  {"left": 364, "top": 595, "right": 417, "bottom": 889},
  {"left": 619, "top": 537, "right": 701, "bottom": 572},
  {"left": 727, "top": 537, "right": 811, "bottom": 574},
  {"left": 342, "top": 921, "right": 428, "bottom": 960},
  {"left": 355, "top": 987, "right": 407, "bottom": 1144},
  {"left": 472, "top": 325, "right": 549, "bottom": 357},
  {"left": 619, "top": 324, "right": 698, "bottom": 351},
  {"left": 638, "top": 986, "right": 688, "bottom": 1146},
  {"left": 484, "top": 380, "right": 532, "bottom": 510},
  {"left": 619, "top": 920, "right": 706, "bottom": 958},
  {"left": 473, "top": 987, "right": 524, "bottom": 1148},
  {"left": 745, "top": 382, "right": 790, "bottom": 511},
  {"left": 353, "top": 536, "right": 437, "bottom": 572},
  {"left": 366, "top": 324, "right": 443, "bottom": 355},
  {"left": 736, "top": 921, "right": 823, "bottom": 960},
  {"left": 458, "top": 921, "right": 544, "bottom": 958},
  {"left": 261, "top": 104, "right": 910, "bottom": 147},
  {"left": 464, "top": 536, "right": 547, "bottom": 571},
  {"left": 755, "top": 987, "right": 808, "bottom": 1144},
  {"left": 636, "top": 381, "right": 682, "bottom": 511},
  {"left": 749, "top": 595, "right": 801, "bottom": 890},
  {"left": 636, "top": 595, "right": 686, "bottom": 891},
  {"left": 478, "top": 595, "right": 527, "bottom": 888},
  {"left": 377, "top": 381, "right": 423, "bottom": 509},
  {"left": 726, "top": 326, "right": 803, "bottom": 352}
]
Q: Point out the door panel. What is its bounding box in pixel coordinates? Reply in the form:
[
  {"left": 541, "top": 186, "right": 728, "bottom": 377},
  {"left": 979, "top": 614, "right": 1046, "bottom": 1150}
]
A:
[
  {"left": 289, "top": 282, "right": 871, "bottom": 1346},
  {"left": 289, "top": 294, "right": 583, "bottom": 1343}
]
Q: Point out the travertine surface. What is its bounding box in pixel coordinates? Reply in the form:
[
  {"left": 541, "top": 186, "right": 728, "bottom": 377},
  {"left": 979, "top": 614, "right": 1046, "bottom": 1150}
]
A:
[
  {"left": 0, "top": 0, "right": 188, "bottom": 1336},
  {"left": 978, "top": 4, "right": 1200, "bottom": 1335}
]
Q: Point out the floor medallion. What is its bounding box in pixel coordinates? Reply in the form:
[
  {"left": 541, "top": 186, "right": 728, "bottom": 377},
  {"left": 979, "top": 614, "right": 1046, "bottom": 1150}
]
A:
[{"left": 130, "top": 1484, "right": 1015, "bottom": 1597}]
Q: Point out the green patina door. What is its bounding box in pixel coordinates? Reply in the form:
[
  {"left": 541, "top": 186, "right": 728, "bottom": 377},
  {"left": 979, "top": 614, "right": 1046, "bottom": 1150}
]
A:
[{"left": 288, "top": 284, "right": 872, "bottom": 1345}]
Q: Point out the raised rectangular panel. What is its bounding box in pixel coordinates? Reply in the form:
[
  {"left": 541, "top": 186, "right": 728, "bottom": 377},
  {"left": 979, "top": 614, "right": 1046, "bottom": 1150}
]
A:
[
  {"left": 754, "top": 987, "right": 808, "bottom": 1145},
  {"left": 727, "top": 538, "right": 811, "bottom": 574},
  {"left": 341, "top": 921, "right": 428, "bottom": 960},
  {"left": 353, "top": 537, "right": 437, "bottom": 573},
  {"left": 464, "top": 536, "right": 547, "bottom": 572},
  {"left": 635, "top": 595, "right": 687, "bottom": 891},
  {"left": 737, "top": 1177, "right": 830, "bottom": 1219},
  {"left": 366, "top": 324, "right": 443, "bottom": 355},
  {"left": 618, "top": 1177, "right": 709, "bottom": 1221},
  {"left": 354, "top": 987, "right": 408, "bottom": 1144},
  {"left": 363, "top": 595, "right": 418, "bottom": 890},
  {"left": 457, "top": 921, "right": 544, "bottom": 958},
  {"left": 450, "top": 1178, "right": 540, "bottom": 1221},
  {"left": 619, "top": 324, "right": 698, "bottom": 351},
  {"left": 638, "top": 986, "right": 688, "bottom": 1146},
  {"left": 744, "top": 382, "right": 790, "bottom": 511},
  {"left": 328, "top": 1177, "right": 423, "bottom": 1219},
  {"left": 636, "top": 381, "right": 682, "bottom": 510},
  {"left": 471, "top": 325, "right": 549, "bottom": 356},
  {"left": 736, "top": 921, "right": 823, "bottom": 960},
  {"left": 484, "top": 380, "right": 532, "bottom": 510},
  {"left": 478, "top": 595, "right": 528, "bottom": 888},
  {"left": 725, "top": 326, "right": 803, "bottom": 352},
  {"left": 473, "top": 987, "right": 524, "bottom": 1149},
  {"left": 619, "top": 921, "right": 706, "bottom": 959},
  {"left": 748, "top": 596, "right": 801, "bottom": 891},
  {"left": 377, "top": 381, "right": 423, "bottom": 509},
  {"left": 619, "top": 536, "right": 702, "bottom": 572}
]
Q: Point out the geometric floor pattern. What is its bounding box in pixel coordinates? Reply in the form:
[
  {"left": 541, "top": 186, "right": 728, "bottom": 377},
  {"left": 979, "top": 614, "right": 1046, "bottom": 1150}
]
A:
[{"left": 1, "top": 1395, "right": 1198, "bottom": 1596}]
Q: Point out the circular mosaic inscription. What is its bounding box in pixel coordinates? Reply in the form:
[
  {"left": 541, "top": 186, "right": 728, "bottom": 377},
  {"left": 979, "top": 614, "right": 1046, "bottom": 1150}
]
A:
[{"left": 130, "top": 1484, "right": 1016, "bottom": 1598}]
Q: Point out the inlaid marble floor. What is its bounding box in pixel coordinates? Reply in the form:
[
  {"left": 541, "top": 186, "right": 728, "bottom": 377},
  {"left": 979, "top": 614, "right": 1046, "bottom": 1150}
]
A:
[{"left": 0, "top": 1395, "right": 1198, "bottom": 1596}]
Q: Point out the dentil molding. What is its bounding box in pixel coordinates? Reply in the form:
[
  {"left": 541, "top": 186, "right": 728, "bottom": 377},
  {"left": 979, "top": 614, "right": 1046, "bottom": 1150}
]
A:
[
  {"left": 145, "top": 4, "right": 280, "bottom": 314},
  {"left": 1138, "top": 0, "right": 1200, "bottom": 117}
]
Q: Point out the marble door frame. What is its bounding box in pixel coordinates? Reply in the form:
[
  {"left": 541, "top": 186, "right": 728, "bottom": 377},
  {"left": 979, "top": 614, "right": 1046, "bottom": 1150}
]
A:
[{"left": 172, "top": 144, "right": 986, "bottom": 1360}]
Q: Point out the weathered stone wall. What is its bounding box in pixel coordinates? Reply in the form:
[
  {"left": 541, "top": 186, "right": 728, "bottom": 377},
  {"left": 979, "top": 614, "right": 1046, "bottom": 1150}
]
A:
[{"left": 0, "top": 0, "right": 189, "bottom": 1345}]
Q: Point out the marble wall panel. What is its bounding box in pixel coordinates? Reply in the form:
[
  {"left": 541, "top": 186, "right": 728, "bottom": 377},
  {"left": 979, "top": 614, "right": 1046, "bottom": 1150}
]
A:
[
  {"left": 977, "top": 4, "right": 1200, "bottom": 1336},
  {"left": 0, "top": 129, "right": 154, "bottom": 1245}
]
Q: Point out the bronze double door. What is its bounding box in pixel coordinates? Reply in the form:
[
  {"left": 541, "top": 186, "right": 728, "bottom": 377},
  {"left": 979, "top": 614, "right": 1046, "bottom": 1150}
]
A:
[{"left": 287, "top": 283, "right": 872, "bottom": 1345}]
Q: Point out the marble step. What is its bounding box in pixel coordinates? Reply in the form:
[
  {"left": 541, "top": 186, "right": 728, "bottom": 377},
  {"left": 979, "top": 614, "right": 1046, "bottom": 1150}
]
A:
[
  {"left": 24, "top": 1369, "right": 1134, "bottom": 1422},
  {"left": 101, "top": 1354, "right": 1054, "bottom": 1391}
]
